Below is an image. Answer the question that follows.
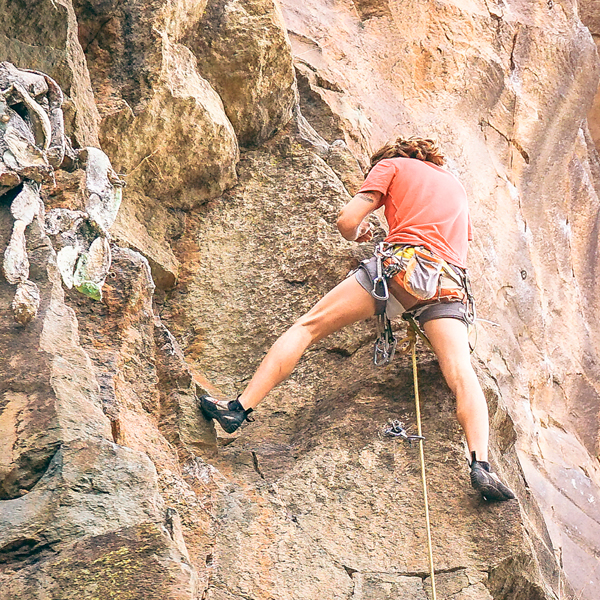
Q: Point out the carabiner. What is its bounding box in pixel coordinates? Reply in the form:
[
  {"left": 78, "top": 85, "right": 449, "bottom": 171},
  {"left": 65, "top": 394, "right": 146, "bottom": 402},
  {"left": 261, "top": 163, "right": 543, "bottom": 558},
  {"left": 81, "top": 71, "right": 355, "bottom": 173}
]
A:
[
  {"left": 371, "top": 253, "right": 390, "bottom": 301},
  {"left": 383, "top": 419, "right": 426, "bottom": 444},
  {"left": 373, "top": 318, "right": 397, "bottom": 366},
  {"left": 371, "top": 276, "right": 389, "bottom": 301}
]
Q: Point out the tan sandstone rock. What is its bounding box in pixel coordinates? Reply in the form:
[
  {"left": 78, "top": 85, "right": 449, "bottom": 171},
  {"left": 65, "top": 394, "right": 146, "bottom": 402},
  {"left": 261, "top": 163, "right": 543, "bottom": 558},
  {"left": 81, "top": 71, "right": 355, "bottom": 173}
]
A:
[
  {"left": 580, "top": 0, "right": 600, "bottom": 150},
  {"left": 0, "top": 207, "right": 111, "bottom": 500},
  {"left": 76, "top": 0, "right": 239, "bottom": 209},
  {"left": 108, "top": 188, "right": 182, "bottom": 290},
  {"left": 0, "top": 522, "right": 197, "bottom": 600},
  {"left": 11, "top": 280, "right": 41, "bottom": 325},
  {"left": 187, "top": 0, "right": 298, "bottom": 147},
  {"left": 0, "top": 0, "right": 100, "bottom": 147},
  {"left": 98, "top": 43, "right": 239, "bottom": 210},
  {"left": 72, "top": 0, "right": 240, "bottom": 284},
  {"left": 0, "top": 160, "right": 209, "bottom": 598},
  {"left": 0, "top": 441, "right": 198, "bottom": 599},
  {"left": 278, "top": 0, "right": 600, "bottom": 597},
  {"left": 1, "top": 1, "right": 600, "bottom": 599}
]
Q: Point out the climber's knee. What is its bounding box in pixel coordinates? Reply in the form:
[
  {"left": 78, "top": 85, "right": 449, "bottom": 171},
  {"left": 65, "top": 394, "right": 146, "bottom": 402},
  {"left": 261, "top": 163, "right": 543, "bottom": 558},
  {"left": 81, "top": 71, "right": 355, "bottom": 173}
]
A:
[{"left": 294, "top": 311, "right": 330, "bottom": 345}]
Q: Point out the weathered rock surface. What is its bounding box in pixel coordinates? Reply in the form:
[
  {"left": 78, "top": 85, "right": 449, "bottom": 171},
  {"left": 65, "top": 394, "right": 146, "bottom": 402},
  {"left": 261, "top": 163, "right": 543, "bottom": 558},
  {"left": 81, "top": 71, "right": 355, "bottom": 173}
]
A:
[
  {"left": 0, "top": 0, "right": 100, "bottom": 147},
  {"left": 581, "top": 0, "right": 600, "bottom": 149},
  {"left": 161, "top": 141, "right": 370, "bottom": 388},
  {"left": 109, "top": 192, "right": 183, "bottom": 290},
  {"left": 71, "top": 0, "right": 242, "bottom": 289},
  {"left": 188, "top": 0, "right": 297, "bottom": 147},
  {"left": 0, "top": 181, "right": 212, "bottom": 598},
  {"left": 75, "top": 0, "right": 239, "bottom": 209},
  {"left": 11, "top": 280, "right": 41, "bottom": 325},
  {"left": 0, "top": 208, "right": 110, "bottom": 501},
  {"left": 1, "top": 0, "right": 600, "bottom": 599},
  {"left": 0, "top": 522, "right": 196, "bottom": 600}
]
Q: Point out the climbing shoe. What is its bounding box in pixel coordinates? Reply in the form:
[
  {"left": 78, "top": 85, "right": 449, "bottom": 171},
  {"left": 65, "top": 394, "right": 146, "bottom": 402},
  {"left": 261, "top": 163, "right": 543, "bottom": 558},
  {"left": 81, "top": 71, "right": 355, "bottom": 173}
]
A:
[
  {"left": 469, "top": 452, "right": 516, "bottom": 502},
  {"left": 199, "top": 395, "right": 253, "bottom": 434}
]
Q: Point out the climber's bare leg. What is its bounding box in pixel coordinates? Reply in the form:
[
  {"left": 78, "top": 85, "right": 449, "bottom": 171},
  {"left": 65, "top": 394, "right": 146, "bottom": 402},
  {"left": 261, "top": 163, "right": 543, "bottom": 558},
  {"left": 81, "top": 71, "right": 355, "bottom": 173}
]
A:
[
  {"left": 239, "top": 276, "right": 376, "bottom": 410},
  {"left": 423, "top": 318, "right": 489, "bottom": 462}
]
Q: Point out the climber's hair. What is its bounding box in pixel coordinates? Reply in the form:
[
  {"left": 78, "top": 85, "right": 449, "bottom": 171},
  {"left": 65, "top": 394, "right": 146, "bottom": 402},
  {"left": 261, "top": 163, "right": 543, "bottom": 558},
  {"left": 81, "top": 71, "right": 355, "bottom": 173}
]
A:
[{"left": 368, "top": 136, "right": 445, "bottom": 171}]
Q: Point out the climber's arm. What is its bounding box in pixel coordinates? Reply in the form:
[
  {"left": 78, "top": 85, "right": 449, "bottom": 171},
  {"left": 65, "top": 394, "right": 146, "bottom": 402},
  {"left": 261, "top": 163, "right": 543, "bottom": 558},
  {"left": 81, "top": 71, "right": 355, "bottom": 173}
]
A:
[{"left": 337, "top": 191, "right": 383, "bottom": 242}]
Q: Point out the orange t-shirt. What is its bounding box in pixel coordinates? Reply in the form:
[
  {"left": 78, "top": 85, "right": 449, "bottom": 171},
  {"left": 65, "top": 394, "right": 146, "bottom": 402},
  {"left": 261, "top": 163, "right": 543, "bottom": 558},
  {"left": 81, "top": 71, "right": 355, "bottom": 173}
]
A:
[{"left": 358, "top": 157, "right": 472, "bottom": 268}]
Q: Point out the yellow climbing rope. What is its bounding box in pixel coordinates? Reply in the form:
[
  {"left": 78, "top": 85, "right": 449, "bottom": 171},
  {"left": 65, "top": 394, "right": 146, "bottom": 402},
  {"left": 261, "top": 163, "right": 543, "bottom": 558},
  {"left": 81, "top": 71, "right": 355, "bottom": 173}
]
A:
[
  {"left": 412, "top": 335, "right": 437, "bottom": 600},
  {"left": 397, "top": 324, "right": 437, "bottom": 599}
]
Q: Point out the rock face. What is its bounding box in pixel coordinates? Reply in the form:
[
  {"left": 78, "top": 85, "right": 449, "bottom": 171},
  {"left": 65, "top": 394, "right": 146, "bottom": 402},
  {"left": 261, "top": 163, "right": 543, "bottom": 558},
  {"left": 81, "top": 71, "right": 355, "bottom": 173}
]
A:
[
  {"left": 0, "top": 1, "right": 600, "bottom": 600},
  {"left": 581, "top": 1, "right": 600, "bottom": 149},
  {"left": 161, "top": 137, "right": 558, "bottom": 599},
  {"left": 189, "top": 0, "right": 297, "bottom": 147},
  {"left": 279, "top": 2, "right": 600, "bottom": 598},
  {"left": 0, "top": 0, "right": 100, "bottom": 147},
  {"left": 73, "top": 0, "right": 242, "bottom": 289},
  {"left": 0, "top": 171, "right": 214, "bottom": 598}
]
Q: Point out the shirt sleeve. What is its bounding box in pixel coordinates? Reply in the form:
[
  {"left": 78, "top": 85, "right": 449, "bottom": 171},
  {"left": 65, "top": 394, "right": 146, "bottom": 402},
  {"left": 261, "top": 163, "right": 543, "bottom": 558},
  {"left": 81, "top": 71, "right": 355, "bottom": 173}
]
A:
[
  {"left": 467, "top": 213, "right": 473, "bottom": 241},
  {"left": 357, "top": 159, "right": 397, "bottom": 199}
]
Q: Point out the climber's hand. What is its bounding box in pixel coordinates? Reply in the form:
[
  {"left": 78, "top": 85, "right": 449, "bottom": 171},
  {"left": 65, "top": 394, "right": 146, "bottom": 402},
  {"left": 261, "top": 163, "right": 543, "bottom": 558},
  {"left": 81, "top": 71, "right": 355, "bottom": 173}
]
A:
[{"left": 355, "top": 221, "right": 373, "bottom": 243}]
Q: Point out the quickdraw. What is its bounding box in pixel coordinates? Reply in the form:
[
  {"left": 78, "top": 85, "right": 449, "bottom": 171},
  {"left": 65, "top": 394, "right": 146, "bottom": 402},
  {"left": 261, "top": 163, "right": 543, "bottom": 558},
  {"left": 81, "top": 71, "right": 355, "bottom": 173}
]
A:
[
  {"left": 383, "top": 419, "right": 425, "bottom": 445},
  {"left": 373, "top": 314, "right": 397, "bottom": 366},
  {"left": 371, "top": 243, "right": 402, "bottom": 367},
  {"left": 373, "top": 301, "right": 433, "bottom": 366}
]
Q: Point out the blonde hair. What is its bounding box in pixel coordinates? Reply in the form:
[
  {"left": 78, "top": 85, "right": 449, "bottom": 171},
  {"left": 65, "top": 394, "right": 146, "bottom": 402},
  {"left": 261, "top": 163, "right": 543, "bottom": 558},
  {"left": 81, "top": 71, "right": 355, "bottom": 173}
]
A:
[{"left": 369, "top": 136, "right": 445, "bottom": 171}]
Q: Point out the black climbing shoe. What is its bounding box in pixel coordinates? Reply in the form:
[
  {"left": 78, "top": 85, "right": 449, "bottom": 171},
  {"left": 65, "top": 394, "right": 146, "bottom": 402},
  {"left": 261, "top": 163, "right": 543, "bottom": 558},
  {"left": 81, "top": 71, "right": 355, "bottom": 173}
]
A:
[
  {"left": 199, "top": 395, "right": 254, "bottom": 434},
  {"left": 469, "top": 453, "right": 516, "bottom": 502}
]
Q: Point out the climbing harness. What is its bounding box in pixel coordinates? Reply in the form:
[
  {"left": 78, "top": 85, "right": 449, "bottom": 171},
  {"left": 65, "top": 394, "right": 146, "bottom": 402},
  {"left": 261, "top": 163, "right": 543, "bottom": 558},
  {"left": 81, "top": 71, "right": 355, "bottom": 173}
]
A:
[
  {"left": 357, "top": 242, "right": 476, "bottom": 365},
  {"left": 384, "top": 324, "right": 438, "bottom": 600},
  {"left": 371, "top": 242, "right": 469, "bottom": 304}
]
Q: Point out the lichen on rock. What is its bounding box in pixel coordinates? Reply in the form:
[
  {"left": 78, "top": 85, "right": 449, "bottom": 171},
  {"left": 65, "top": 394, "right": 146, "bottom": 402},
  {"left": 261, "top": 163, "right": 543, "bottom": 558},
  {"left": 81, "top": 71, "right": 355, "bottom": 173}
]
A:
[
  {"left": 73, "top": 236, "right": 112, "bottom": 301},
  {"left": 80, "top": 146, "right": 124, "bottom": 232},
  {"left": 0, "top": 62, "right": 127, "bottom": 314}
]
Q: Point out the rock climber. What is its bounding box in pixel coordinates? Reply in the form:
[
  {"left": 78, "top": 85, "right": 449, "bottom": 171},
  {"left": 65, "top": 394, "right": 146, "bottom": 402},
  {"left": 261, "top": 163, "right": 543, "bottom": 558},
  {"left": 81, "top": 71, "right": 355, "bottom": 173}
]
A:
[{"left": 200, "top": 136, "right": 515, "bottom": 502}]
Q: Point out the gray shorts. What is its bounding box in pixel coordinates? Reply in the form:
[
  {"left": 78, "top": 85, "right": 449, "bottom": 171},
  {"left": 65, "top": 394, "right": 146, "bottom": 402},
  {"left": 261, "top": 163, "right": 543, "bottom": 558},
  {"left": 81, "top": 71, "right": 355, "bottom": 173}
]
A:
[{"left": 354, "top": 256, "right": 471, "bottom": 328}]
